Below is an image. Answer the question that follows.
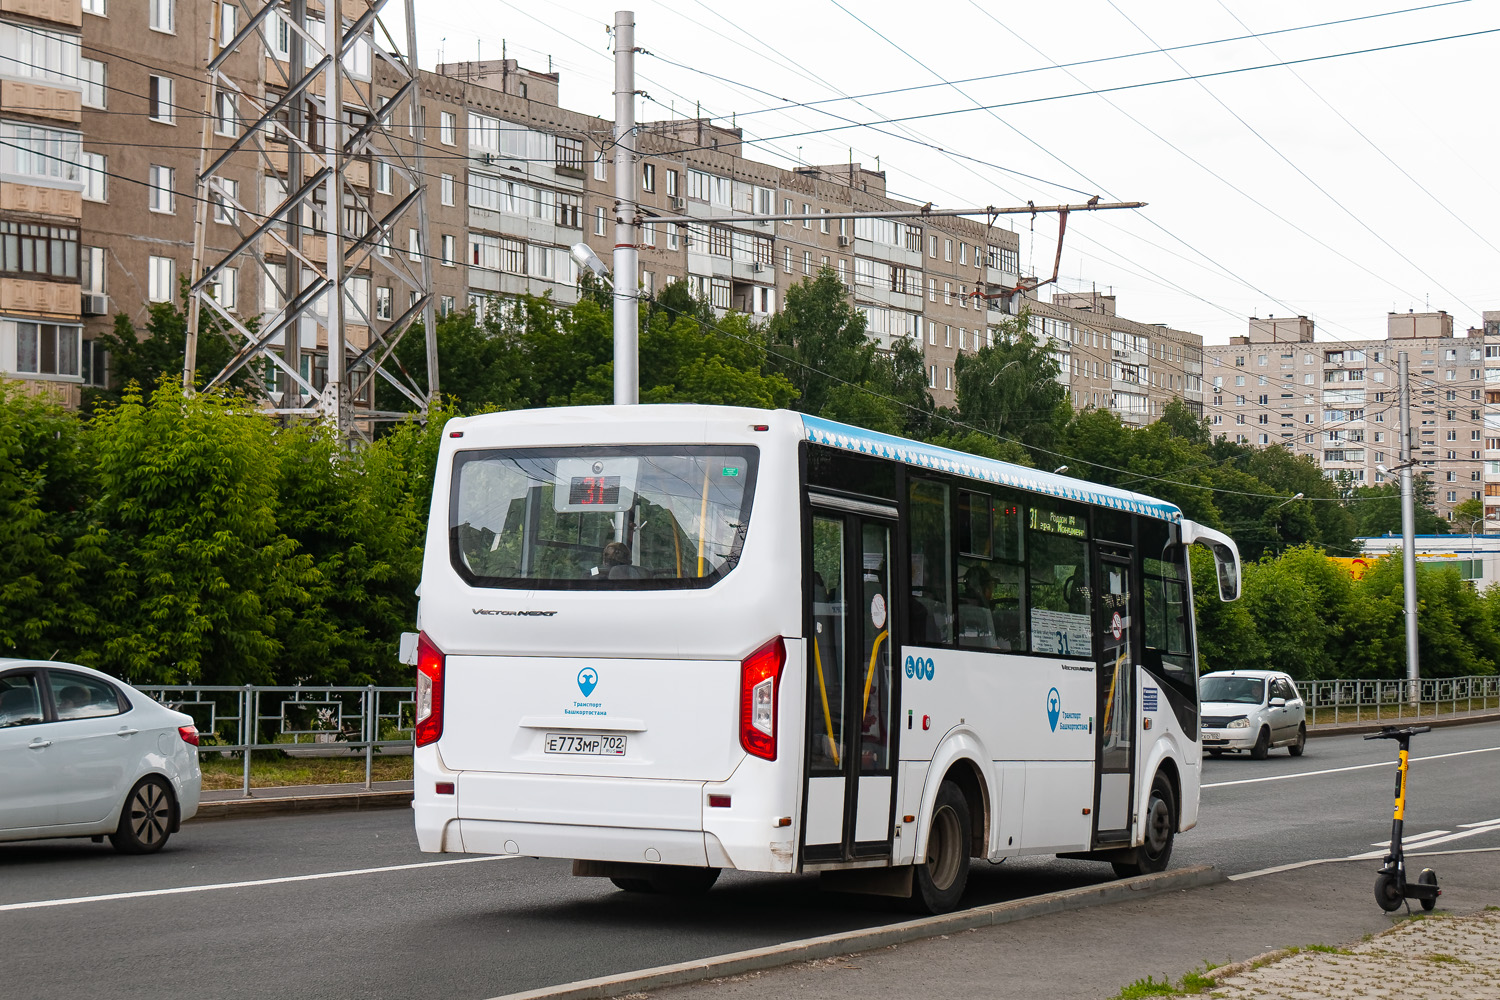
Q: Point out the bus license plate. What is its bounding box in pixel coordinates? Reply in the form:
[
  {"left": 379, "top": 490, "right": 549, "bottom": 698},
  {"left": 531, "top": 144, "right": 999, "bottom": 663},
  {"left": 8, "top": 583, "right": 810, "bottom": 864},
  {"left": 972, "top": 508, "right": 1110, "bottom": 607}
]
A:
[{"left": 544, "top": 733, "right": 627, "bottom": 756}]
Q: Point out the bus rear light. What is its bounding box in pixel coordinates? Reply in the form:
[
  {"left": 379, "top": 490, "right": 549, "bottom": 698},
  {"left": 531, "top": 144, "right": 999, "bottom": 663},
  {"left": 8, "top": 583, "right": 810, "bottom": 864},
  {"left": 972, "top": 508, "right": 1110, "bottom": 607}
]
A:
[
  {"left": 708, "top": 795, "right": 731, "bottom": 808},
  {"left": 435, "top": 782, "right": 455, "bottom": 795},
  {"left": 415, "top": 631, "right": 446, "bottom": 747},
  {"left": 740, "top": 636, "right": 785, "bottom": 761}
]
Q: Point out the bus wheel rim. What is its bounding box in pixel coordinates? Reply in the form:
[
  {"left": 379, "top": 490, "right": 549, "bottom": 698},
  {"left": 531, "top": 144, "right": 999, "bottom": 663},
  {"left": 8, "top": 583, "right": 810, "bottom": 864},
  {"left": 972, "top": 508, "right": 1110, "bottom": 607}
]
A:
[{"left": 927, "top": 805, "right": 962, "bottom": 890}]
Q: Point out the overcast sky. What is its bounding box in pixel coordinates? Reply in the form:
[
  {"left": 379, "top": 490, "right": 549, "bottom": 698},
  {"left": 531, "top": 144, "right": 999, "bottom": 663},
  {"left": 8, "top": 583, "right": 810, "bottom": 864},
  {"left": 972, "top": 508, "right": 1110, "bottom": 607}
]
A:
[{"left": 405, "top": 0, "right": 1498, "bottom": 346}]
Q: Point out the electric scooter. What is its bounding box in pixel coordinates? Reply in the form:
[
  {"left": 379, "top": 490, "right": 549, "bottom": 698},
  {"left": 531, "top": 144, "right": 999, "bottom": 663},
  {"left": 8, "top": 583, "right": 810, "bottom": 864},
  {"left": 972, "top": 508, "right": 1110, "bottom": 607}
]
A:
[{"left": 1364, "top": 725, "right": 1441, "bottom": 913}]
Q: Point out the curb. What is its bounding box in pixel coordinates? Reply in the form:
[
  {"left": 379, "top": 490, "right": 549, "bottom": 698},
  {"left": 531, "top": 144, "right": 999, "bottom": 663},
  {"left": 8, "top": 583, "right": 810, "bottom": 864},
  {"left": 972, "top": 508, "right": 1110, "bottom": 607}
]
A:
[
  {"left": 1307, "top": 710, "right": 1500, "bottom": 739},
  {"left": 191, "top": 789, "right": 412, "bottom": 820},
  {"left": 485, "top": 865, "right": 1226, "bottom": 1000}
]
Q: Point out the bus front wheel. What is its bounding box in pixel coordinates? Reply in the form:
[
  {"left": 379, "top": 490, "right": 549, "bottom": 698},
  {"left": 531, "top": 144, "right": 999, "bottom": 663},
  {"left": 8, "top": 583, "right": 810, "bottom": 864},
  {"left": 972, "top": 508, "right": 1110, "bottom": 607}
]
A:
[
  {"left": 910, "top": 781, "right": 971, "bottom": 914},
  {"left": 1111, "top": 773, "right": 1176, "bottom": 879}
]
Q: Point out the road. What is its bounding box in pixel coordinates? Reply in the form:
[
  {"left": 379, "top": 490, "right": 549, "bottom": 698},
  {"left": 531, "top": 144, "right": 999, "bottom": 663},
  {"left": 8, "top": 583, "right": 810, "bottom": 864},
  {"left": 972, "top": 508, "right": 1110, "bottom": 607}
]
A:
[{"left": 5, "top": 721, "right": 1498, "bottom": 1000}]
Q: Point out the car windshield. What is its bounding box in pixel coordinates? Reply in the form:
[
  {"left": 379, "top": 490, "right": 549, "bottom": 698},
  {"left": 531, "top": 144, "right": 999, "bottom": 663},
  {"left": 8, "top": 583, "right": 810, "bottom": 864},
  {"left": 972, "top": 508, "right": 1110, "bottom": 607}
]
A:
[
  {"left": 449, "top": 445, "right": 758, "bottom": 590},
  {"left": 1201, "top": 676, "right": 1265, "bottom": 705}
]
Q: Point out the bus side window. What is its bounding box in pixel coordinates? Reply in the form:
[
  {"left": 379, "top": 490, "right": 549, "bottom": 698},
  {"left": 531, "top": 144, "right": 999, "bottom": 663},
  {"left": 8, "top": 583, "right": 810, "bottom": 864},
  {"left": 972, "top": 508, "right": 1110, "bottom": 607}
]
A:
[
  {"left": 955, "top": 491, "right": 1026, "bottom": 652},
  {"left": 908, "top": 478, "right": 952, "bottom": 645}
]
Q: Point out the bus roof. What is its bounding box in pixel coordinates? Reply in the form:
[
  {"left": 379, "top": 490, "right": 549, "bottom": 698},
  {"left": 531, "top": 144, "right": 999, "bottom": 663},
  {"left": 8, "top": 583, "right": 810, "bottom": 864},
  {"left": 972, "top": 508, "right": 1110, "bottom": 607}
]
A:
[{"left": 802, "top": 414, "right": 1183, "bottom": 524}]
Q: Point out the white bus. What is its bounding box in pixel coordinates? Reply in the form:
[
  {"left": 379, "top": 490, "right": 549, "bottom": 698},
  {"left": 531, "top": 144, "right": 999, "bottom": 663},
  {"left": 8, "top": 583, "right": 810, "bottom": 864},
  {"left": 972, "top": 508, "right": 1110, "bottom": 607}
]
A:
[{"left": 412, "top": 405, "right": 1241, "bottom": 912}]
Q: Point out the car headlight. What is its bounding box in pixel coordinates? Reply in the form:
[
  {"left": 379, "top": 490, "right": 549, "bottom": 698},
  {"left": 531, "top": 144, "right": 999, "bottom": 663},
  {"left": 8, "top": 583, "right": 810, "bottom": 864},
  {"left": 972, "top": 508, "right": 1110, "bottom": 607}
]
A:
[{"left": 1226, "top": 717, "right": 1250, "bottom": 729}]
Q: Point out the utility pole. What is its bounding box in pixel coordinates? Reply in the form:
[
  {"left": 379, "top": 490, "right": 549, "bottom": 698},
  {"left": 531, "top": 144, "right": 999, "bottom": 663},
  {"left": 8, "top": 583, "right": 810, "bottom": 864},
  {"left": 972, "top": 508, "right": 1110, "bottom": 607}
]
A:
[
  {"left": 1398, "top": 351, "right": 1420, "bottom": 705},
  {"left": 612, "top": 10, "right": 639, "bottom": 405}
]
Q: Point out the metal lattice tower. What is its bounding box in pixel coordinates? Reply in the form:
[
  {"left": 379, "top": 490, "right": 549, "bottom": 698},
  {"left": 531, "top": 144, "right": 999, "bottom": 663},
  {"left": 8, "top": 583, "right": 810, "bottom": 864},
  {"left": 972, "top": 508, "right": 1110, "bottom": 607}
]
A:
[{"left": 183, "top": 0, "right": 436, "bottom": 440}]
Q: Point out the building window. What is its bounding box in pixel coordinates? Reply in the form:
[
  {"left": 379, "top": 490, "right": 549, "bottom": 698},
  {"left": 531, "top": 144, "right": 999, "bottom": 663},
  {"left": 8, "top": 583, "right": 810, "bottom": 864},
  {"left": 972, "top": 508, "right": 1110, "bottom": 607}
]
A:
[
  {"left": 210, "top": 178, "right": 237, "bottom": 224},
  {"left": 149, "top": 0, "right": 173, "bottom": 33},
  {"left": 665, "top": 169, "right": 678, "bottom": 198},
  {"left": 820, "top": 209, "right": 830, "bottom": 234},
  {"left": 84, "top": 0, "right": 106, "bottom": 13},
  {"left": 408, "top": 228, "right": 420, "bottom": 261},
  {"left": 80, "top": 152, "right": 106, "bottom": 202},
  {"left": 944, "top": 239, "right": 953, "bottom": 262},
  {"left": 556, "top": 136, "right": 583, "bottom": 171},
  {"left": 81, "top": 59, "right": 107, "bottom": 109},
  {"left": 214, "top": 92, "right": 237, "bottom": 136},
  {"left": 594, "top": 206, "right": 606, "bottom": 236},
  {"left": 375, "top": 286, "right": 392, "bottom": 321},
  {"left": 11, "top": 321, "right": 81, "bottom": 377},
  {"left": 148, "top": 164, "right": 174, "bottom": 213},
  {"left": 594, "top": 149, "right": 607, "bottom": 180},
  {"left": 783, "top": 247, "right": 792, "bottom": 273},
  {"left": 0, "top": 221, "right": 78, "bottom": 279},
  {"left": 208, "top": 266, "right": 237, "bottom": 311},
  {"left": 641, "top": 162, "right": 655, "bottom": 192},
  {"left": 439, "top": 295, "right": 454, "bottom": 316},
  {"left": 440, "top": 173, "right": 454, "bottom": 206},
  {"left": 149, "top": 76, "right": 174, "bottom": 123},
  {"left": 441, "top": 233, "right": 455, "bottom": 265},
  {"left": 440, "top": 112, "right": 455, "bottom": 145},
  {"left": 802, "top": 250, "right": 811, "bottom": 275},
  {"left": 376, "top": 161, "right": 393, "bottom": 194},
  {"left": 556, "top": 192, "right": 581, "bottom": 229},
  {"left": 148, "top": 255, "right": 174, "bottom": 302}
]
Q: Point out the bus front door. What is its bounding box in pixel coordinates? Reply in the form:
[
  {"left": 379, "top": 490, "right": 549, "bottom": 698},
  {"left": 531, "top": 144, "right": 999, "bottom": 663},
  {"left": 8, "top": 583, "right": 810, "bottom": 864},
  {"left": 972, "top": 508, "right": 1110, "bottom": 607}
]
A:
[
  {"left": 802, "top": 506, "right": 898, "bottom": 865},
  {"left": 1092, "top": 546, "right": 1136, "bottom": 846}
]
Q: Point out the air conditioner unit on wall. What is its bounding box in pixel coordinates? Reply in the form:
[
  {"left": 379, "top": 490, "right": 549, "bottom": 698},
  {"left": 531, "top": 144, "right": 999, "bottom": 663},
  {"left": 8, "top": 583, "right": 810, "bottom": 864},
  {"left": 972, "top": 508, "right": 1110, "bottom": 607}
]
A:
[
  {"left": 752, "top": 261, "right": 765, "bottom": 273},
  {"left": 82, "top": 293, "right": 107, "bottom": 316},
  {"left": 837, "top": 235, "right": 851, "bottom": 247},
  {"left": 669, "top": 196, "right": 685, "bottom": 210}
]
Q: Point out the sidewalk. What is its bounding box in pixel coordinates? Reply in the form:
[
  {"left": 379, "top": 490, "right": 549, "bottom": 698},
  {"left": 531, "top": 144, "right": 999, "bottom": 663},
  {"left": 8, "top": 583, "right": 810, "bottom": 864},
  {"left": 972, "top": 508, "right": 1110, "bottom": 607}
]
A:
[
  {"left": 194, "top": 779, "right": 413, "bottom": 819},
  {"left": 619, "top": 850, "right": 1500, "bottom": 1000},
  {"left": 1308, "top": 708, "right": 1500, "bottom": 738}
]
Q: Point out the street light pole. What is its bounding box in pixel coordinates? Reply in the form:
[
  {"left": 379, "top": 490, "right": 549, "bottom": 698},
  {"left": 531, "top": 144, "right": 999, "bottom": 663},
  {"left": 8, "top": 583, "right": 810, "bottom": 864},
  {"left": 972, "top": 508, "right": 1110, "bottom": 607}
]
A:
[
  {"left": 612, "top": 11, "right": 639, "bottom": 405},
  {"left": 1398, "top": 351, "right": 1420, "bottom": 706}
]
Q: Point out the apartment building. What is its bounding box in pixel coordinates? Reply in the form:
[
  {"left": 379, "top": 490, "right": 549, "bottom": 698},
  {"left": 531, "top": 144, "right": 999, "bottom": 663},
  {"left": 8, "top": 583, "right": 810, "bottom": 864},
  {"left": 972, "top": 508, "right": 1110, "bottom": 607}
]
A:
[
  {"left": 6, "top": 1, "right": 1220, "bottom": 426},
  {"left": 1018, "top": 290, "right": 1204, "bottom": 425},
  {"left": 0, "top": 0, "right": 87, "bottom": 406},
  {"left": 1202, "top": 311, "right": 1497, "bottom": 525}
]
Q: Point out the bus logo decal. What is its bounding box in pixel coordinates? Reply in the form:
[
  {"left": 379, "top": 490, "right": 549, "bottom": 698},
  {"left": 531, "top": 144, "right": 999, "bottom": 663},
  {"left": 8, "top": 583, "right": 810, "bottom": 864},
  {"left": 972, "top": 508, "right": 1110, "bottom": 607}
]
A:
[
  {"left": 1047, "top": 688, "right": 1061, "bottom": 732},
  {"left": 577, "top": 668, "right": 599, "bottom": 697},
  {"left": 904, "top": 656, "right": 935, "bottom": 681}
]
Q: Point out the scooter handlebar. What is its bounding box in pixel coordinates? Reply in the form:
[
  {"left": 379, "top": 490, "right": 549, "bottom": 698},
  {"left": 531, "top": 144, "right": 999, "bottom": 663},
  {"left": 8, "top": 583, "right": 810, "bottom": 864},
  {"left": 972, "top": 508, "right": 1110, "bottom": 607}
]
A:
[{"left": 1363, "top": 725, "right": 1432, "bottom": 740}]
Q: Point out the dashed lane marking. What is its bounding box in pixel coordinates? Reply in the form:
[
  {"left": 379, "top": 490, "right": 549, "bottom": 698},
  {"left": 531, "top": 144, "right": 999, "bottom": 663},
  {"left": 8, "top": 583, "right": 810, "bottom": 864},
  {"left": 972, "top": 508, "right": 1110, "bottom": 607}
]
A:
[{"left": 1202, "top": 745, "right": 1500, "bottom": 789}]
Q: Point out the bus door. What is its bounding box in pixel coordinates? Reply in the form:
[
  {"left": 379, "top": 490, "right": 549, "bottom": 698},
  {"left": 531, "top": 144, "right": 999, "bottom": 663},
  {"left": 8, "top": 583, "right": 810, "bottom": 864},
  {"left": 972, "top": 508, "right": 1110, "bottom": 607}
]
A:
[
  {"left": 802, "top": 496, "right": 899, "bottom": 864},
  {"left": 1092, "top": 545, "right": 1136, "bottom": 845}
]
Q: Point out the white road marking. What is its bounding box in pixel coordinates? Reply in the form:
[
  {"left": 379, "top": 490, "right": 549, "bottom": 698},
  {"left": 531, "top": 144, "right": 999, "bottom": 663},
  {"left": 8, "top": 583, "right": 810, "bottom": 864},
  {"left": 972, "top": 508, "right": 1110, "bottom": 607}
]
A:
[
  {"left": 0, "top": 854, "right": 518, "bottom": 913},
  {"left": 1346, "top": 822, "right": 1500, "bottom": 860},
  {"left": 1229, "top": 844, "right": 1500, "bottom": 881},
  {"left": 1369, "top": 830, "right": 1449, "bottom": 847},
  {"left": 1459, "top": 817, "right": 1500, "bottom": 829},
  {"left": 1202, "top": 744, "right": 1500, "bottom": 789}
]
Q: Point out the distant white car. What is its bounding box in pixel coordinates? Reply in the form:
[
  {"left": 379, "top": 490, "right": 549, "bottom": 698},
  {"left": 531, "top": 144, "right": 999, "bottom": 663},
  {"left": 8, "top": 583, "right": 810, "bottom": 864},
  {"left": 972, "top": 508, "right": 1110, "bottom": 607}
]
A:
[
  {"left": 1199, "top": 670, "right": 1307, "bottom": 760},
  {"left": 0, "top": 660, "right": 201, "bottom": 852}
]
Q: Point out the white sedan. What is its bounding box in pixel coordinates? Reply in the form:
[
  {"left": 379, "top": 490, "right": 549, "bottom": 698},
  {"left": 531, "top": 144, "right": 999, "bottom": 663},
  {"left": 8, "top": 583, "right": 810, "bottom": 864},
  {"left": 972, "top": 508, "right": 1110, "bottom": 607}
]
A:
[{"left": 0, "top": 660, "right": 201, "bottom": 852}]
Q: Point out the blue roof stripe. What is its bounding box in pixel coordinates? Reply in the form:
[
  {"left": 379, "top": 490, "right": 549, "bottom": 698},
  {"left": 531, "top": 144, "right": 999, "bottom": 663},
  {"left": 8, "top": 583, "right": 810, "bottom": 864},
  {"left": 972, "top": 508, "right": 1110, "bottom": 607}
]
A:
[{"left": 800, "top": 414, "right": 1182, "bottom": 523}]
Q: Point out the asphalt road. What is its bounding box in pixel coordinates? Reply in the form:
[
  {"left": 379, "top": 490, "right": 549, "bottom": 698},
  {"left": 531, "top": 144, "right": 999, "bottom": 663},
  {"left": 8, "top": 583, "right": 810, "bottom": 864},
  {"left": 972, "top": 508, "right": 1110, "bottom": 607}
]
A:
[{"left": 5, "top": 721, "right": 1498, "bottom": 1000}]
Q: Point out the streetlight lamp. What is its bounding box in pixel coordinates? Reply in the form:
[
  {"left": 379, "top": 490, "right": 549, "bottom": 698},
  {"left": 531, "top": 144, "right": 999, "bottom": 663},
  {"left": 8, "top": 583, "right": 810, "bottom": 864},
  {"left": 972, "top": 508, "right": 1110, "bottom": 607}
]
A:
[{"left": 570, "top": 242, "right": 611, "bottom": 283}]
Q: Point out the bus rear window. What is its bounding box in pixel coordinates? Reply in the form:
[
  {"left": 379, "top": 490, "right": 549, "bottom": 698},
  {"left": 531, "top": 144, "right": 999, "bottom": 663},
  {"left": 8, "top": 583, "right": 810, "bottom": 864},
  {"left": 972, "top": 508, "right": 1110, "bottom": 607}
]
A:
[{"left": 449, "top": 446, "right": 758, "bottom": 590}]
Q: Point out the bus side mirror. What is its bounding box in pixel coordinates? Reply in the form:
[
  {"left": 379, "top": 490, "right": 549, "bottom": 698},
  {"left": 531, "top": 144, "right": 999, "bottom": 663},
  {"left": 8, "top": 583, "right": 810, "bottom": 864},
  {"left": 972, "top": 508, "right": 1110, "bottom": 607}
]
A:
[{"left": 1180, "top": 520, "right": 1242, "bottom": 603}]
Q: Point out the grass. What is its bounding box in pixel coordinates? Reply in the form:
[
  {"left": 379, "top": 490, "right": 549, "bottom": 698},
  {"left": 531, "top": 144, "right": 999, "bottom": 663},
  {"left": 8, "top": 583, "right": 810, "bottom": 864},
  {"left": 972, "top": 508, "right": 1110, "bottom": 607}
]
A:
[
  {"left": 1303, "top": 944, "right": 1353, "bottom": 955},
  {"left": 1112, "top": 975, "right": 1178, "bottom": 1000},
  {"left": 1178, "top": 971, "right": 1217, "bottom": 993},
  {"left": 198, "top": 751, "right": 414, "bottom": 790},
  {"left": 1424, "top": 953, "right": 1462, "bottom": 964}
]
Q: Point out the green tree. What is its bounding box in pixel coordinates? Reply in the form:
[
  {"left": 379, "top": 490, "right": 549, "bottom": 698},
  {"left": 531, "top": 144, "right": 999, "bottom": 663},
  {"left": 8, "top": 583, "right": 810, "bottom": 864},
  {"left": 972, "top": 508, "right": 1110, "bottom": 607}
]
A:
[
  {"left": 1452, "top": 497, "right": 1484, "bottom": 536},
  {"left": 0, "top": 387, "right": 93, "bottom": 656},
  {"left": 78, "top": 385, "right": 316, "bottom": 685},
  {"left": 1347, "top": 479, "right": 1450, "bottom": 538},
  {"left": 952, "top": 310, "right": 1070, "bottom": 459},
  {"left": 89, "top": 283, "right": 247, "bottom": 410},
  {"left": 765, "top": 268, "right": 929, "bottom": 434}
]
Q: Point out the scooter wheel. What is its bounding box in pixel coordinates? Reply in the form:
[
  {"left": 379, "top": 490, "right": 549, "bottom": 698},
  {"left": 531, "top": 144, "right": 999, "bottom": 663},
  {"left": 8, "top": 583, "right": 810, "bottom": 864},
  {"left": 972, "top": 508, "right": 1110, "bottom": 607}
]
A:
[
  {"left": 1375, "top": 872, "right": 1404, "bottom": 912},
  {"left": 1418, "top": 869, "right": 1439, "bottom": 912}
]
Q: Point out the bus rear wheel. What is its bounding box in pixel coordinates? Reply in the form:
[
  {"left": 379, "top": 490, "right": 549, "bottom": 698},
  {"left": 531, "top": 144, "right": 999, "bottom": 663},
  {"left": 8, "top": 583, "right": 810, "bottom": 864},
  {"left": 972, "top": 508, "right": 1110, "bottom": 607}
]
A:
[
  {"left": 647, "top": 865, "right": 720, "bottom": 895},
  {"left": 1111, "top": 773, "right": 1176, "bottom": 879},
  {"left": 910, "top": 781, "right": 971, "bottom": 914}
]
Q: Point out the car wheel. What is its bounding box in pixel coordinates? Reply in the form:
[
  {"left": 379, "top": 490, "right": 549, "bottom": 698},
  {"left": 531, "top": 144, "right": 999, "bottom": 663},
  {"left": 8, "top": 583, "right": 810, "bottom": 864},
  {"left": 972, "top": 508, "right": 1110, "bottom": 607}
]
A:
[
  {"left": 1207, "top": 749, "right": 1224, "bottom": 758},
  {"left": 1418, "top": 868, "right": 1439, "bottom": 912},
  {"left": 909, "top": 780, "right": 971, "bottom": 914},
  {"left": 1112, "top": 773, "right": 1176, "bottom": 878},
  {"left": 1375, "top": 872, "right": 1404, "bottom": 912},
  {"left": 109, "top": 776, "right": 176, "bottom": 855},
  {"left": 1250, "top": 727, "right": 1270, "bottom": 761},
  {"left": 609, "top": 877, "right": 656, "bottom": 893},
  {"left": 646, "top": 866, "right": 720, "bottom": 895},
  {"left": 1288, "top": 723, "right": 1307, "bottom": 757}
]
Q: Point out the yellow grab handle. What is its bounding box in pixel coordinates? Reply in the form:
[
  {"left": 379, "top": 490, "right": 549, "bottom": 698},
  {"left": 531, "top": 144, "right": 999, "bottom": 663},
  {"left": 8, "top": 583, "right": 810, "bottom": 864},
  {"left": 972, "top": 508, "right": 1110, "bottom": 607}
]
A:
[
  {"left": 812, "top": 634, "right": 840, "bottom": 766},
  {"left": 862, "top": 629, "right": 889, "bottom": 720}
]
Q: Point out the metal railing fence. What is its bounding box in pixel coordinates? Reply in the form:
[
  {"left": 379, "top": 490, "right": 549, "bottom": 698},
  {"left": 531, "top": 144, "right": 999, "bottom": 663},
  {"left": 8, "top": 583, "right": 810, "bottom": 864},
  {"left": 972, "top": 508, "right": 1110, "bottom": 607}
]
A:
[
  {"left": 137, "top": 684, "right": 416, "bottom": 796},
  {"left": 139, "top": 674, "right": 1500, "bottom": 795},
  {"left": 1299, "top": 675, "right": 1500, "bottom": 725}
]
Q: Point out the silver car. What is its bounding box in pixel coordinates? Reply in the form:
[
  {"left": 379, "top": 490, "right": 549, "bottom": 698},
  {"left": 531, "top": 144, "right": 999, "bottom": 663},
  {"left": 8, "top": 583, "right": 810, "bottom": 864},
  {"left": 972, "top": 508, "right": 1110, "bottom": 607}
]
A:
[
  {"left": 1199, "top": 670, "right": 1307, "bottom": 759},
  {"left": 0, "top": 660, "right": 201, "bottom": 852}
]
